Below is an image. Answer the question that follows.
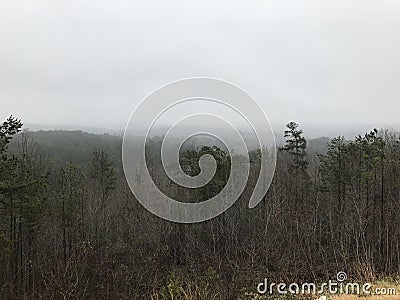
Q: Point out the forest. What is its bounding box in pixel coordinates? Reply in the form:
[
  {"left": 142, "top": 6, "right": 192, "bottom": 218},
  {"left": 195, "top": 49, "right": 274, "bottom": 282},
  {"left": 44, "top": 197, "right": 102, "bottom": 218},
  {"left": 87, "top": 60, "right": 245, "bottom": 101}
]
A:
[{"left": 1, "top": 116, "right": 400, "bottom": 299}]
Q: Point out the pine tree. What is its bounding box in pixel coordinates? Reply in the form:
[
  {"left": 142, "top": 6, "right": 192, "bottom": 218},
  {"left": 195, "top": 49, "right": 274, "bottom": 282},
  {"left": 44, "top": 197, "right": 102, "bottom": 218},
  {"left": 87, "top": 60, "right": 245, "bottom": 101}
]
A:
[
  {"left": 282, "top": 121, "right": 308, "bottom": 173},
  {"left": 0, "top": 117, "right": 48, "bottom": 292}
]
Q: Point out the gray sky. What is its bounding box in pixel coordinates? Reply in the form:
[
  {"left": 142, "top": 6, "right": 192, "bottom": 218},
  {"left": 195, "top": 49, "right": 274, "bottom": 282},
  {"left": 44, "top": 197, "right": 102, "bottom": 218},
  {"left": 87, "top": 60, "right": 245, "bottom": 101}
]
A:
[{"left": 1, "top": 0, "right": 400, "bottom": 136}]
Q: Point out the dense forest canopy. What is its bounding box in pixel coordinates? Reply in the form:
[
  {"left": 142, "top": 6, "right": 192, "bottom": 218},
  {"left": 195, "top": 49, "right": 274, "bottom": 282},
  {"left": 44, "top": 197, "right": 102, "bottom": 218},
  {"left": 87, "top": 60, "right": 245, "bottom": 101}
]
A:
[{"left": 1, "top": 116, "right": 400, "bottom": 299}]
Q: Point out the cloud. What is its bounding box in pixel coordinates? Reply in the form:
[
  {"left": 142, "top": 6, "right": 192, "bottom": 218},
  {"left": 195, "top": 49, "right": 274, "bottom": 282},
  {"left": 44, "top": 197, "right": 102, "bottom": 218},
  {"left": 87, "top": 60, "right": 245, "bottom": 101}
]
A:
[{"left": 1, "top": 0, "right": 399, "bottom": 132}]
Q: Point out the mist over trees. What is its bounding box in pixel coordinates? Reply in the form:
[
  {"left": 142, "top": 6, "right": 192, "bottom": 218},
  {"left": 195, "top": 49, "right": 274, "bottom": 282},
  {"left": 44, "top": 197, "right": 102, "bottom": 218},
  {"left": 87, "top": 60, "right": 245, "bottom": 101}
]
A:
[{"left": 1, "top": 117, "right": 400, "bottom": 299}]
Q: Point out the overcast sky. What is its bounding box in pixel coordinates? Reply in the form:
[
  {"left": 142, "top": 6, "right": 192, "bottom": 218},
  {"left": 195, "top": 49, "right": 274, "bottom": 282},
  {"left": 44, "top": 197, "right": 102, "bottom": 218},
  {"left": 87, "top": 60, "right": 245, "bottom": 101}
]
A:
[{"left": 1, "top": 0, "right": 399, "bottom": 136}]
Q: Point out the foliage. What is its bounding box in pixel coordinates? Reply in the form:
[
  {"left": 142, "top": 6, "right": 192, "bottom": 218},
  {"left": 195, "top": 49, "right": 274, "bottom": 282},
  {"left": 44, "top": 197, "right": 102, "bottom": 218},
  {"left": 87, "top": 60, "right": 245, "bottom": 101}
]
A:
[
  {"left": 1, "top": 116, "right": 400, "bottom": 299},
  {"left": 282, "top": 121, "right": 308, "bottom": 173}
]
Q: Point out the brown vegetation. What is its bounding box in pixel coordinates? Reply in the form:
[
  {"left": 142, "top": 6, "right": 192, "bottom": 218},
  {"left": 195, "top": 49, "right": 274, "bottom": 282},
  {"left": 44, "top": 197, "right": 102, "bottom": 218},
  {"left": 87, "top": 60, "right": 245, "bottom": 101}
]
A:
[{"left": 1, "top": 118, "right": 400, "bottom": 299}]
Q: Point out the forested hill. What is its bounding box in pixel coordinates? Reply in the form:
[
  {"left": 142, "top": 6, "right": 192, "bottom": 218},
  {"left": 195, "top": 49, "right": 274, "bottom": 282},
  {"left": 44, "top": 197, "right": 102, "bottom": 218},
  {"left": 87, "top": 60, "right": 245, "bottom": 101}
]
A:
[
  {"left": 8, "top": 130, "right": 331, "bottom": 166},
  {"left": 8, "top": 130, "right": 122, "bottom": 167}
]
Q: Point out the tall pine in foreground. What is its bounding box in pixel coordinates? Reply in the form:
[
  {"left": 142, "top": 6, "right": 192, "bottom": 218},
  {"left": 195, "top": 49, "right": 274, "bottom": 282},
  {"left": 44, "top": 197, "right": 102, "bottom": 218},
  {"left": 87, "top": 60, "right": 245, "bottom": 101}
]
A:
[
  {"left": 281, "top": 121, "right": 310, "bottom": 227},
  {"left": 283, "top": 121, "right": 308, "bottom": 173},
  {"left": 0, "top": 116, "right": 48, "bottom": 294}
]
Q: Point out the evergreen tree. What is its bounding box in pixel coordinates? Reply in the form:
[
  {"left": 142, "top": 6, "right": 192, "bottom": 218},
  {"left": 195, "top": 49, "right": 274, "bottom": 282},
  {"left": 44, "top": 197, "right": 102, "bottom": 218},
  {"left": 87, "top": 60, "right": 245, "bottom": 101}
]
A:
[
  {"left": 0, "top": 117, "right": 48, "bottom": 292},
  {"left": 282, "top": 121, "right": 308, "bottom": 173}
]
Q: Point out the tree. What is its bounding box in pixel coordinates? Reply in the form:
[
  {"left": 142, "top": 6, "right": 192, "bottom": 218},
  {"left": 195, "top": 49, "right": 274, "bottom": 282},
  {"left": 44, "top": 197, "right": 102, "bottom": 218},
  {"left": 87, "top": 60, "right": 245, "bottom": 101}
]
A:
[
  {"left": 0, "top": 116, "right": 23, "bottom": 195},
  {"left": 281, "top": 121, "right": 309, "bottom": 211},
  {"left": 319, "top": 136, "right": 347, "bottom": 213},
  {"left": 0, "top": 117, "right": 48, "bottom": 294},
  {"left": 88, "top": 150, "right": 115, "bottom": 243},
  {"left": 89, "top": 150, "right": 115, "bottom": 206},
  {"left": 0, "top": 116, "right": 22, "bottom": 156},
  {"left": 57, "top": 162, "right": 86, "bottom": 263},
  {"left": 180, "top": 145, "right": 231, "bottom": 202},
  {"left": 282, "top": 121, "right": 308, "bottom": 173}
]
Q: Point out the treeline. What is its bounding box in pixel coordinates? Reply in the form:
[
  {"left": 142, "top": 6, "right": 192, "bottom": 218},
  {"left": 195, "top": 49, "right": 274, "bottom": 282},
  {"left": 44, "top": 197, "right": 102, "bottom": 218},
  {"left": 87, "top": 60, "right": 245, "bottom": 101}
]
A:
[
  {"left": 8, "top": 129, "right": 122, "bottom": 168},
  {"left": 0, "top": 116, "right": 400, "bottom": 299}
]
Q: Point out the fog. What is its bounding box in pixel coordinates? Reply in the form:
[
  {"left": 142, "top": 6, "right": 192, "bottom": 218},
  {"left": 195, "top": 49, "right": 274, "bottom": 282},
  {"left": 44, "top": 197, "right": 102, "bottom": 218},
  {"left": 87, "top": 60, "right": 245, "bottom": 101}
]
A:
[{"left": 1, "top": 0, "right": 400, "bottom": 137}]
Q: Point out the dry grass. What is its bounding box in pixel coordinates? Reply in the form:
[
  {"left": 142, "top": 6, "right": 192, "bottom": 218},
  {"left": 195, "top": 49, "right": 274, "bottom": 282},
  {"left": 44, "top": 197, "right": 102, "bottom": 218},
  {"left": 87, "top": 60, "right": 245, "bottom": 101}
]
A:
[{"left": 148, "top": 278, "right": 400, "bottom": 300}]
